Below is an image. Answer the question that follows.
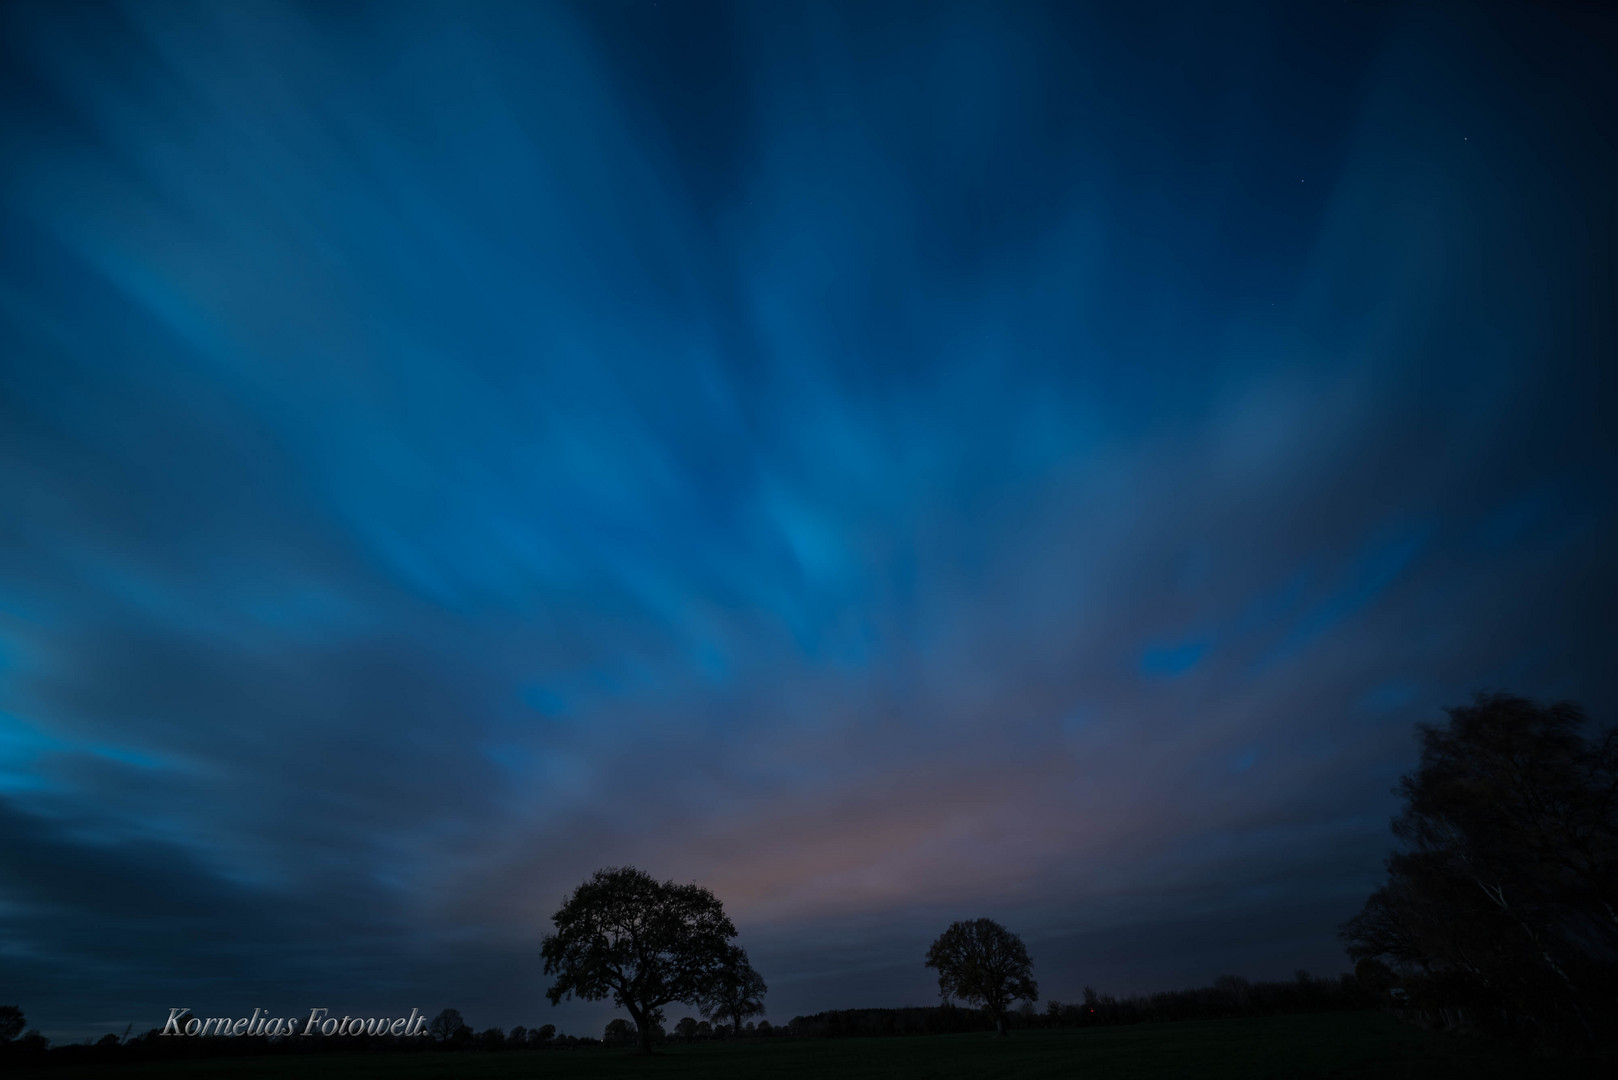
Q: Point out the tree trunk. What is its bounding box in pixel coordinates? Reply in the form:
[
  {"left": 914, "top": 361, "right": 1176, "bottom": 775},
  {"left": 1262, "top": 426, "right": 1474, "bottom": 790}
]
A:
[
  {"left": 995, "top": 1012, "right": 1006, "bottom": 1037},
  {"left": 636, "top": 1016, "right": 655, "bottom": 1056},
  {"left": 626, "top": 1004, "right": 653, "bottom": 1056}
]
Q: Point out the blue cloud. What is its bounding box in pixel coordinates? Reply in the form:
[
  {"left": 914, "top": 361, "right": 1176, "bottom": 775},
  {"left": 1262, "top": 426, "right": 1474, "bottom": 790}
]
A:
[
  {"left": 1359, "top": 680, "right": 1419, "bottom": 715},
  {"left": 1141, "top": 639, "right": 1211, "bottom": 679},
  {"left": 1255, "top": 525, "right": 1431, "bottom": 670}
]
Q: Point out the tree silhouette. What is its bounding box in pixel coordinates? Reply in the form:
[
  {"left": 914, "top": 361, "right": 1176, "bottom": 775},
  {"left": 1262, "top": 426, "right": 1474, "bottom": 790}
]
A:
[
  {"left": 1341, "top": 692, "right": 1618, "bottom": 1044},
  {"left": 0, "top": 1006, "right": 24, "bottom": 1042},
  {"left": 698, "top": 946, "right": 768, "bottom": 1037},
  {"left": 925, "top": 918, "right": 1039, "bottom": 1036},
  {"left": 541, "top": 866, "right": 738, "bottom": 1055},
  {"left": 427, "top": 1008, "right": 471, "bottom": 1044}
]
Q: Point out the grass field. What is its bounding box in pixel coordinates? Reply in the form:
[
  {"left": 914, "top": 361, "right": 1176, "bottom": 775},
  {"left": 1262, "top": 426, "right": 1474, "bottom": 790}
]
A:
[{"left": 13, "top": 1011, "right": 1607, "bottom": 1080}]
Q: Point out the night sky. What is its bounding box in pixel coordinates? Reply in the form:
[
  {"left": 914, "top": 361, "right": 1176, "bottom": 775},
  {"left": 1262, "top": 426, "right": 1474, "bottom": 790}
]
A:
[{"left": 2, "top": 0, "right": 1616, "bottom": 1042}]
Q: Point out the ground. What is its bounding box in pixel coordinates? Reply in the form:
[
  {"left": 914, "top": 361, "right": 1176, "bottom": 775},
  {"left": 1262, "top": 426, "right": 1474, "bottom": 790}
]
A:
[{"left": 12, "top": 1012, "right": 1610, "bottom": 1079}]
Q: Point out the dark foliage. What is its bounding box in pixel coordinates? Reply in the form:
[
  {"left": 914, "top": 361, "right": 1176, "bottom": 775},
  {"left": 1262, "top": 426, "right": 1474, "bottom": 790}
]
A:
[
  {"left": 541, "top": 865, "right": 739, "bottom": 1055},
  {"left": 697, "top": 945, "right": 768, "bottom": 1037},
  {"left": 427, "top": 1007, "right": 471, "bottom": 1045},
  {"left": 1340, "top": 692, "right": 1618, "bottom": 1049},
  {"left": 1044, "top": 973, "right": 1377, "bottom": 1027},
  {"left": 787, "top": 1004, "right": 1000, "bottom": 1038},
  {"left": 783, "top": 973, "right": 1374, "bottom": 1039},
  {"left": 924, "top": 918, "right": 1038, "bottom": 1035}
]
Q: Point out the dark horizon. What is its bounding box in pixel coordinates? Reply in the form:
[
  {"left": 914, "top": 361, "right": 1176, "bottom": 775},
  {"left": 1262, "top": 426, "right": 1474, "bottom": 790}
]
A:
[{"left": 1, "top": 0, "right": 1615, "bottom": 1043}]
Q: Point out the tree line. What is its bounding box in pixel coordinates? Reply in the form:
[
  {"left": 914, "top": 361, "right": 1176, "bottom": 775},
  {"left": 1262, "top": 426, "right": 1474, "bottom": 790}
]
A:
[{"left": 782, "top": 973, "right": 1373, "bottom": 1038}]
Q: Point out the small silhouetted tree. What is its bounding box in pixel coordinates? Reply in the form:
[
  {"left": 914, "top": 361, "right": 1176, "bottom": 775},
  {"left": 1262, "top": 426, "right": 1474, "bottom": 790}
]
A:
[
  {"left": 428, "top": 1008, "right": 471, "bottom": 1044},
  {"left": 675, "top": 1016, "right": 699, "bottom": 1043},
  {"left": 925, "top": 918, "right": 1039, "bottom": 1036},
  {"left": 531, "top": 1023, "right": 556, "bottom": 1045},
  {"left": 603, "top": 1018, "right": 636, "bottom": 1046},
  {"left": 0, "top": 1006, "right": 24, "bottom": 1043},
  {"left": 542, "top": 866, "right": 738, "bottom": 1055},
  {"left": 698, "top": 946, "right": 768, "bottom": 1038}
]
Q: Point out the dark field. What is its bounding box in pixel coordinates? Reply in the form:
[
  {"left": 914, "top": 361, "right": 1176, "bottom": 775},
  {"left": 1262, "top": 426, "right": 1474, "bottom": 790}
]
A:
[{"left": 12, "top": 1013, "right": 1609, "bottom": 1080}]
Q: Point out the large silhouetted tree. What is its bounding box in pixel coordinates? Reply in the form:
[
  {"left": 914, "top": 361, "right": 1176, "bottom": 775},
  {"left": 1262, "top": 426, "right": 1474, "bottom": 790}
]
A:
[
  {"left": 698, "top": 946, "right": 768, "bottom": 1036},
  {"left": 541, "top": 866, "right": 738, "bottom": 1055},
  {"left": 1341, "top": 692, "right": 1618, "bottom": 1045},
  {"left": 925, "top": 918, "right": 1039, "bottom": 1036}
]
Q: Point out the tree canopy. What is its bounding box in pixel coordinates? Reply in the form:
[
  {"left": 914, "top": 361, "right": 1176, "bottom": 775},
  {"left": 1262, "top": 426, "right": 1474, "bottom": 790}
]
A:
[
  {"left": 541, "top": 866, "right": 738, "bottom": 1054},
  {"left": 0, "top": 1006, "right": 25, "bottom": 1043},
  {"left": 698, "top": 945, "right": 768, "bottom": 1036},
  {"left": 924, "top": 918, "right": 1038, "bottom": 1036},
  {"left": 1340, "top": 692, "right": 1618, "bottom": 1046},
  {"left": 426, "top": 1007, "right": 470, "bottom": 1044}
]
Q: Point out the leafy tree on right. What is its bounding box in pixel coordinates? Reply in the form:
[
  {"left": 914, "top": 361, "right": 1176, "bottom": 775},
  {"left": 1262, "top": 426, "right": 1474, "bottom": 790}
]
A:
[
  {"left": 0, "top": 1007, "right": 25, "bottom": 1043},
  {"left": 924, "top": 918, "right": 1038, "bottom": 1036},
  {"left": 1340, "top": 692, "right": 1618, "bottom": 1047}
]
